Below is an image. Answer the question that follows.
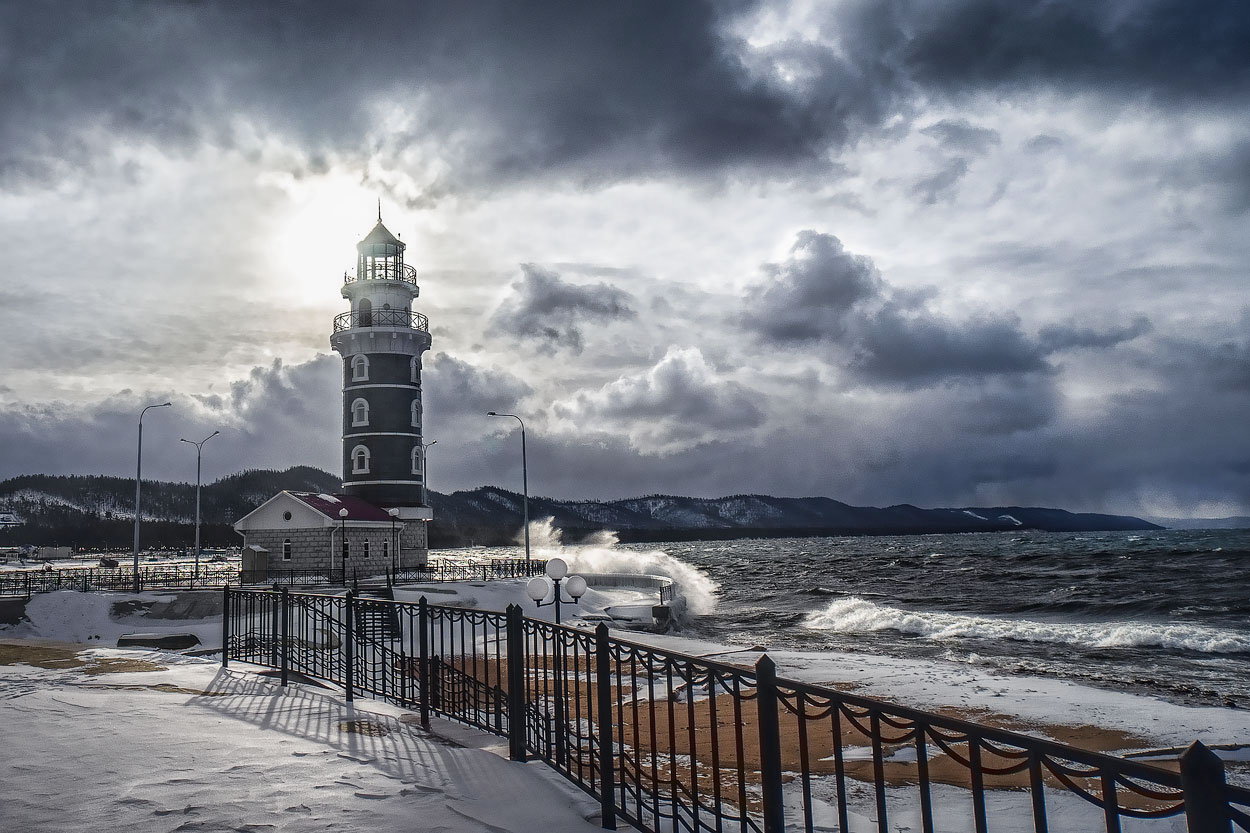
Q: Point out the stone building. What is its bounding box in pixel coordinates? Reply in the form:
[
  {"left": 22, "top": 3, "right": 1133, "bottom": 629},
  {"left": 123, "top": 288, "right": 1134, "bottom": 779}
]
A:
[{"left": 234, "top": 211, "right": 434, "bottom": 579}]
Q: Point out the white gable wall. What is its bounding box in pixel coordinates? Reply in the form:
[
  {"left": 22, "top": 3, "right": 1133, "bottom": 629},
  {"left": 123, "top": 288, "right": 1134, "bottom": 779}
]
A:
[{"left": 233, "top": 492, "right": 331, "bottom": 533}]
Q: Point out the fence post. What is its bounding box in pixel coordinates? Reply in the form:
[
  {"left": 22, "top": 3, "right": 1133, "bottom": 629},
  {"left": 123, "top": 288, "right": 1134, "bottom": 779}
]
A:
[
  {"left": 269, "top": 588, "right": 279, "bottom": 668},
  {"left": 280, "top": 588, "right": 289, "bottom": 688},
  {"left": 418, "top": 596, "right": 430, "bottom": 729},
  {"left": 507, "top": 605, "right": 527, "bottom": 762},
  {"left": 221, "top": 586, "right": 230, "bottom": 668},
  {"left": 595, "top": 623, "right": 617, "bottom": 830},
  {"left": 1181, "top": 741, "right": 1232, "bottom": 833},
  {"left": 755, "top": 654, "right": 785, "bottom": 833},
  {"left": 344, "top": 590, "right": 355, "bottom": 702}
]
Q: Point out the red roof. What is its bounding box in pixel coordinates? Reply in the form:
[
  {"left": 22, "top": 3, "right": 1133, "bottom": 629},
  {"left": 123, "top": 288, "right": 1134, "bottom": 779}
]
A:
[{"left": 290, "top": 492, "right": 395, "bottom": 522}]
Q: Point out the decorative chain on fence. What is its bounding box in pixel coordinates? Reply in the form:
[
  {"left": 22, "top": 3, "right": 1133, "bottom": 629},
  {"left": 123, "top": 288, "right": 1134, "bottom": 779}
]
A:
[{"left": 222, "top": 588, "right": 1249, "bottom": 833}]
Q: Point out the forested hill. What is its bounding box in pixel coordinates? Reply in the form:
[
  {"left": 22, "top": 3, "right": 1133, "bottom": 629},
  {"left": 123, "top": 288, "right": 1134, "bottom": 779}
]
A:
[
  {"left": 0, "top": 467, "right": 339, "bottom": 549},
  {"left": 0, "top": 468, "right": 1161, "bottom": 549}
]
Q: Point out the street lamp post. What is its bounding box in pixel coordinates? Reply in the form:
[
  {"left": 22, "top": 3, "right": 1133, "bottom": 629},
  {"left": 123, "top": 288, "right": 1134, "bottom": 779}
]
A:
[
  {"left": 421, "top": 439, "right": 437, "bottom": 506},
  {"left": 132, "top": 402, "right": 172, "bottom": 592},
  {"left": 525, "top": 557, "right": 587, "bottom": 769},
  {"left": 338, "top": 507, "right": 349, "bottom": 585},
  {"left": 525, "top": 558, "right": 587, "bottom": 625},
  {"left": 179, "top": 430, "right": 220, "bottom": 584},
  {"left": 387, "top": 507, "right": 399, "bottom": 578},
  {"left": 487, "top": 412, "right": 529, "bottom": 565}
]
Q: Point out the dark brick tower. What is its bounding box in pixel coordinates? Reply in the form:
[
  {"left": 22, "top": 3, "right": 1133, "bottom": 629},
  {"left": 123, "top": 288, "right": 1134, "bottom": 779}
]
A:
[{"left": 329, "top": 209, "right": 432, "bottom": 518}]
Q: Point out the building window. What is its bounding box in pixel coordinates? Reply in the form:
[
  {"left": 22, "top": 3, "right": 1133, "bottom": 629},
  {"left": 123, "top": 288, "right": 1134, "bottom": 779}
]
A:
[
  {"left": 383, "top": 540, "right": 390, "bottom": 562},
  {"left": 351, "top": 354, "right": 369, "bottom": 381},
  {"left": 411, "top": 446, "right": 424, "bottom": 480},
  {"left": 363, "top": 540, "right": 370, "bottom": 559},
  {"left": 410, "top": 399, "right": 422, "bottom": 428},
  {"left": 282, "top": 539, "right": 292, "bottom": 561},
  {"left": 351, "top": 444, "right": 371, "bottom": 474},
  {"left": 358, "top": 298, "right": 373, "bottom": 327},
  {"left": 342, "top": 537, "right": 350, "bottom": 560},
  {"left": 410, "top": 356, "right": 421, "bottom": 384},
  {"left": 351, "top": 397, "right": 370, "bottom": 427}
]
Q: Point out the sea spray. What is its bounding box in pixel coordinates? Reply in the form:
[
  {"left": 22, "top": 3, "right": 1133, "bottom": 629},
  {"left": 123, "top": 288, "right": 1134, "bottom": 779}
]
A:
[
  {"left": 524, "top": 518, "right": 720, "bottom": 616},
  {"left": 803, "top": 596, "right": 1250, "bottom": 654}
]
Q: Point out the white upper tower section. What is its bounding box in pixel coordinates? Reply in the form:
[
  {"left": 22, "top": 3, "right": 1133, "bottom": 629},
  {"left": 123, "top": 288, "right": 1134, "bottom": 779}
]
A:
[{"left": 330, "top": 207, "right": 431, "bottom": 359}]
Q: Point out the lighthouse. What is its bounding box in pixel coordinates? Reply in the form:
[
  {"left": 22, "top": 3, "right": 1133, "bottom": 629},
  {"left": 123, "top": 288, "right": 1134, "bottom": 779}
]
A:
[
  {"left": 233, "top": 210, "right": 433, "bottom": 578},
  {"left": 329, "top": 209, "right": 432, "bottom": 515}
]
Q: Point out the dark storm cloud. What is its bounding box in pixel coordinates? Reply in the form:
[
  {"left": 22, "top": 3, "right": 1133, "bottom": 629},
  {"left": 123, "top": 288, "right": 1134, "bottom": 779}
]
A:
[
  {"left": 3, "top": 1, "right": 1248, "bottom": 193},
  {"left": 0, "top": 1, "right": 863, "bottom": 190},
  {"left": 423, "top": 353, "right": 532, "bottom": 419},
  {"left": 898, "top": 0, "right": 1250, "bottom": 103},
  {"left": 744, "top": 231, "right": 1152, "bottom": 387},
  {"left": 747, "top": 231, "right": 882, "bottom": 342},
  {"left": 0, "top": 357, "right": 342, "bottom": 483},
  {"left": 919, "top": 119, "right": 1000, "bottom": 155},
  {"left": 1038, "top": 317, "right": 1153, "bottom": 352},
  {"left": 910, "top": 157, "right": 971, "bottom": 204},
  {"left": 553, "top": 348, "right": 764, "bottom": 452},
  {"left": 490, "top": 266, "right": 635, "bottom": 354}
]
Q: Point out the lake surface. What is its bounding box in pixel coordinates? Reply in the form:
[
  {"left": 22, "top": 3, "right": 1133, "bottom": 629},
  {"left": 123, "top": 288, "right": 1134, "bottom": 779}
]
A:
[{"left": 619, "top": 529, "right": 1250, "bottom": 708}]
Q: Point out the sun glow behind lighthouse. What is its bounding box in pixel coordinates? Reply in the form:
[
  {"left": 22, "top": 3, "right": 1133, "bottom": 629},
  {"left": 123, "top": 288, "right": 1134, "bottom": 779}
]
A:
[{"left": 265, "top": 173, "right": 375, "bottom": 306}]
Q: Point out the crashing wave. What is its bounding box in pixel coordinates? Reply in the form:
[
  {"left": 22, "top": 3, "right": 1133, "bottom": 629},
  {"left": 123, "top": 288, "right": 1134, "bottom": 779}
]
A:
[{"left": 802, "top": 596, "right": 1250, "bottom": 654}]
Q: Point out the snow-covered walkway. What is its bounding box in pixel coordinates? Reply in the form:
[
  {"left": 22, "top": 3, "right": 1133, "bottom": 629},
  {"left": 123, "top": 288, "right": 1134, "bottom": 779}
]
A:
[{"left": 0, "top": 645, "right": 611, "bottom": 832}]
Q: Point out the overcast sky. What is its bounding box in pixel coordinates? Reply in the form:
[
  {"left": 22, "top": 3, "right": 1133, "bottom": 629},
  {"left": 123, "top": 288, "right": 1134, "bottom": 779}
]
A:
[{"left": 2, "top": 0, "right": 1248, "bottom": 517}]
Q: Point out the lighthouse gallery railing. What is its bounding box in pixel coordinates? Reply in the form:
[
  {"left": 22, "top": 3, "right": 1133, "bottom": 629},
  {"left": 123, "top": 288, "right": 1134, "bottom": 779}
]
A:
[
  {"left": 223, "top": 587, "right": 1249, "bottom": 833},
  {"left": 333, "top": 308, "right": 428, "bottom": 332}
]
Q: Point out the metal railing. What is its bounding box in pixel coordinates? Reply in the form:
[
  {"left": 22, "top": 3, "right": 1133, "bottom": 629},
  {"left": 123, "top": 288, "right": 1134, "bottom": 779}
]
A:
[
  {"left": 344, "top": 263, "right": 418, "bottom": 286},
  {"left": 332, "top": 308, "right": 428, "bottom": 332},
  {"left": 259, "top": 559, "right": 546, "bottom": 588},
  {"left": 223, "top": 588, "right": 1250, "bottom": 833},
  {"left": 0, "top": 563, "right": 240, "bottom": 597}
]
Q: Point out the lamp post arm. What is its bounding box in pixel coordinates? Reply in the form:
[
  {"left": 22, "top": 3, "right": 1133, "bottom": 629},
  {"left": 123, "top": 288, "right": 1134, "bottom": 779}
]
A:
[{"left": 133, "top": 402, "right": 171, "bottom": 592}]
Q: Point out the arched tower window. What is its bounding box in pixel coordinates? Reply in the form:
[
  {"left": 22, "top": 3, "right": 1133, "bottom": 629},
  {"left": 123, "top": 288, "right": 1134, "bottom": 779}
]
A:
[
  {"left": 410, "top": 399, "right": 422, "bottom": 428},
  {"left": 351, "top": 354, "right": 369, "bottom": 381},
  {"left": 358, "top": 298, "right": 373, "bottom": 327},
  {"left": 411, "top": 446, "right": 424, "bottom": 479},
  {"left": 282, "top": 539, "right": 292, "bottom": 561},
  {"left": 351, "top": 397, "right": 370, "bottom": 427},
  {"left": 351, "top": 444, "right": 371, "bottom": 474},
  {"left": 410, "top": 356, "right": 421, "bottom": 385}
]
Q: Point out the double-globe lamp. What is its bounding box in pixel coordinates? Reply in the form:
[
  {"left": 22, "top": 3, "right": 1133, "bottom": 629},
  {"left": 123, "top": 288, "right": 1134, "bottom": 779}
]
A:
[{"left": 525, "top": 557, "right": 587, "bottom": 624}]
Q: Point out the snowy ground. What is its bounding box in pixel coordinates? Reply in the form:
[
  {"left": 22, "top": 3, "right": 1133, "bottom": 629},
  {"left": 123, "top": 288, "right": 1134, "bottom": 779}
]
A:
[
  {"left": 2, "top": 580, "right": 1247, "bottom": 832},
  {"left": 0, "top": 645, "right": 613, "bottom": 833}
]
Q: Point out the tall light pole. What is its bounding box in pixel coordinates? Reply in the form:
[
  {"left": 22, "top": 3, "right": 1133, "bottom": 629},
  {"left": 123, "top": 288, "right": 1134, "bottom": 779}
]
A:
[
  {"left": 179, "top": 430, "right": 220, "bottom": 583},
  {"left": 487, "top": 412, "right": 529, "bottom": 565},
  {"left": 421, "top": 439, "right": 437, "bottom": 505},
  {"left": 338, "top": 507, "right": 349, "bottom": 585},
  {"left": 133, "top": 402, "right": 172, "bottom": 592}
]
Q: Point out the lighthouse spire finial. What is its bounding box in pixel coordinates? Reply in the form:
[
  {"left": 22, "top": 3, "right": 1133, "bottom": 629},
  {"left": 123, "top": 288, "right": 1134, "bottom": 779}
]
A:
[{"left": 377, "top": 198, "right": 382, "bottom": 223}]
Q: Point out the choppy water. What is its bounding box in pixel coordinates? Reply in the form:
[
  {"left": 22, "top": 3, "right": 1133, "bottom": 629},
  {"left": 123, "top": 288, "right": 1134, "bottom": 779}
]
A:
[
  {"left": 624, "top": 529, "right": 1250, "bottom": 708},
  {"left": 442, "top": 527, "right": 1250, "bottom": 708}
]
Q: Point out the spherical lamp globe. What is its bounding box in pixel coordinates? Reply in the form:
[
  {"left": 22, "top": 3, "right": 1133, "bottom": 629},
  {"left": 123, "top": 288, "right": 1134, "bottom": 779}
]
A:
[
  {"left": 526, "top": 577, "right": 549, "bottom": 602},
  {"left": 565, "top": 575, "right": 587, "bottom": 600},
  {"left": 545, "top": 557, "right": 568, "bottom": 581}
]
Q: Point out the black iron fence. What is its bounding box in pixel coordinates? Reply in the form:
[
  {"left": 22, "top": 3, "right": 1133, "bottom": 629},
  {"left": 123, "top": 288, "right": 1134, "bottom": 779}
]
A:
[
  {"left": 0, "top": 563, "right": 240, "bottom": 597},
  {"left": 223, "top": 587, "right": 1250, "bottom": 833},
  {"left": 260, "top": 559, "right": 546, "bottom": 588}
]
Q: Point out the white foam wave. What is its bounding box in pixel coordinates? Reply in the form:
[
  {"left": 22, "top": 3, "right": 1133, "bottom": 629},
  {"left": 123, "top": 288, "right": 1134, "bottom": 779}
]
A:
[
  {"left": 803, "top": 596, "right": 1250, "bottom": 654},
  {"left": 525, "top": 518, "right": 719, "bottom": 616}
]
